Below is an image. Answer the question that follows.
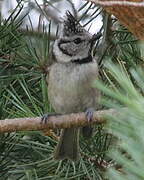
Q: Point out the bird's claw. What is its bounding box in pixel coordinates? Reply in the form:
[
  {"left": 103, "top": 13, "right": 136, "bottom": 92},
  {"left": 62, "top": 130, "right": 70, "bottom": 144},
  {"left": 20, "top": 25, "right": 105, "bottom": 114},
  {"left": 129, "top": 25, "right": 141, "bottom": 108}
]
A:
[
  {"left": 85, "top": 108, "right": 94, "bottom": 122},
  {"left": 41, "top": 113, "right": 61, "bottom": 124},
  {"left": 41, "top": 114, "right": 50, "bottom": 124}
]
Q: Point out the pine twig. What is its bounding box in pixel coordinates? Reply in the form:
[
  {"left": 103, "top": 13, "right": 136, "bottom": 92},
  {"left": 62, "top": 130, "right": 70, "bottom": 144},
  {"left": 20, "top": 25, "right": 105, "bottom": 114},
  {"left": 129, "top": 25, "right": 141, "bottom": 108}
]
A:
[
  {"left": 19, "top": 29, "right": 56, "bottom": 40},
  {"left": 0, "top": 108, "right": 123, "bottom": 133}
]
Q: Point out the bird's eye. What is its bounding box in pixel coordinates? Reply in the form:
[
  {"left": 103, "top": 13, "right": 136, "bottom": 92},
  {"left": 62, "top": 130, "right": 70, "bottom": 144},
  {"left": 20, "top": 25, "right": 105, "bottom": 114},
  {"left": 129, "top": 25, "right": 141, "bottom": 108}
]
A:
[{"left": 74, "top": 38, "right": 82, "bottom": 44}]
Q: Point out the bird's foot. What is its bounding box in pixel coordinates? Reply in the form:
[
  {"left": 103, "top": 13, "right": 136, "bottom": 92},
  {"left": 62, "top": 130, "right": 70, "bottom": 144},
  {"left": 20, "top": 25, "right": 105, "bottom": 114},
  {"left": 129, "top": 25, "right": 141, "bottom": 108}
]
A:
[
  {"left": 41, "top": 113, "right": 60, "bottom": 140},
  {"left": 82, "top": 108, "right": 94, "bottom": 138},
  {"left": 41, "top": 114, "right": 50, "bottom": 124},
  {"left": 41, "top": 113, "right": 59, "bottom": 124},
  {"left": 85, "top": 108, "right": 94, "bottom": 122}
]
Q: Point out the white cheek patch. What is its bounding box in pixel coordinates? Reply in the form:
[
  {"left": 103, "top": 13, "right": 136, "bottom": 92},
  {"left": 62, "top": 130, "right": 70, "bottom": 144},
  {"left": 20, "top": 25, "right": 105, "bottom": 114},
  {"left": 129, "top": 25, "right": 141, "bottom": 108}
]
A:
[
  {"left": 53, "top": 41, "right": 72, "bottom": 63},
  {"left": 53, "top": 40, "right": 91, "bottom": 63}
]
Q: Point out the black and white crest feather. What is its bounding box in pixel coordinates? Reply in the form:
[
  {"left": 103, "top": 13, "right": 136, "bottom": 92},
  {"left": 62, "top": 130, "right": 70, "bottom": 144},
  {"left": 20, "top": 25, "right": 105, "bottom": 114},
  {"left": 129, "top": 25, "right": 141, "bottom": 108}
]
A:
[{"left": 63, "top": 11, "right": 86, "bottom": 37}]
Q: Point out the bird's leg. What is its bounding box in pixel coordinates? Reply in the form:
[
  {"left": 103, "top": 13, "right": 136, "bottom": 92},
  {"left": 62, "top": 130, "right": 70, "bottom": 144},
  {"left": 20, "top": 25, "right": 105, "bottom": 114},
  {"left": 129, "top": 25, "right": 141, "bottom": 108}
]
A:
[
  {"left": 82, "top": 108, "right": 94, "bottom": 138},
  {"left": 41, "top": 113, "right": 61, "bottom": 140},
  {"left": 85, "top": 108, "right": 94, "bottom": 122}
]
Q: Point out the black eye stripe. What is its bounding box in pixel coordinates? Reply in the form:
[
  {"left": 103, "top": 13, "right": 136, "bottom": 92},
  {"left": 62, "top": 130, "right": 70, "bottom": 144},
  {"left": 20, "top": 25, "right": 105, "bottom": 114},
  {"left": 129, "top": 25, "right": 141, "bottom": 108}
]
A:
[
  {"left": 59, "top": 38, "right": 83, "bottom": 46},
  {"left": 74, "top": 38, "right": 82, "bottom": 44}
]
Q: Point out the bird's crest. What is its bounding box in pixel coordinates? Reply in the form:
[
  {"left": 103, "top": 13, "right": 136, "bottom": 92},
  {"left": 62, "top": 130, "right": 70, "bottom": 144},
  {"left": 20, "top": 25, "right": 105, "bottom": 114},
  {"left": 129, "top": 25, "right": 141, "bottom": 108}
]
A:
[{"left": 63, "top": 11, "right": 86, "bottom": 37}]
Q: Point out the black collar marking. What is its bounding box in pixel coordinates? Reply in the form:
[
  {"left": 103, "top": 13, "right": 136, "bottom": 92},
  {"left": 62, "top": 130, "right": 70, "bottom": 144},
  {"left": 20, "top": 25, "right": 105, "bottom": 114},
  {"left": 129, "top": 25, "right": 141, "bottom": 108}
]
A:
[{"left": 71, "top": 55, "right": 93, "bottom": 64}]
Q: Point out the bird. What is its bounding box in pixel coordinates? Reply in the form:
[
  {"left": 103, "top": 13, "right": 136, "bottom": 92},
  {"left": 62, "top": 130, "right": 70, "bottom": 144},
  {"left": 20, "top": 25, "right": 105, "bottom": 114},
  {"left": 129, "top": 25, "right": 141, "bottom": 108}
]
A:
[{"left": 42, "top": 11, "right": 101, "bottom": 161}]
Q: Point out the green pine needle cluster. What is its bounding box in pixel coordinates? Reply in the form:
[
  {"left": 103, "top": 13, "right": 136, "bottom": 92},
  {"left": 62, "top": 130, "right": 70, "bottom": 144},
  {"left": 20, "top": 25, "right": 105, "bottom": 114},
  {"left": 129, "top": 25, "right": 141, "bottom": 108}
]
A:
[{"left": 97, "top": 62, "right": 144, "bottom": 180}]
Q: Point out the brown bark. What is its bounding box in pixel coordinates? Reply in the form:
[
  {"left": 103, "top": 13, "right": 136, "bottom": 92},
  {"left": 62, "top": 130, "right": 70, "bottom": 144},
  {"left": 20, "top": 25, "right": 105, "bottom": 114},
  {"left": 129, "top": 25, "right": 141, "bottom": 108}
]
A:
[
  {"left": 0, "top": 108, "right": 120, "bottom": 133},
  {"left": 87, "top": 0, "right": 144, "bottom": 40}
]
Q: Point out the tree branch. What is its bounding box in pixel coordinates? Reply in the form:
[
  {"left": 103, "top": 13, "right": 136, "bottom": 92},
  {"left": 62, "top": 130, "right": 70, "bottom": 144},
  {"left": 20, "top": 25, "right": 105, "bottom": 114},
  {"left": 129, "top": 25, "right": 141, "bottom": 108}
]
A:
[
  {"left": 0, "top": 108, "right": 121, "bottom": 133},
  {"left": 19, "top": 29, "right": 56, "bottom": 41},
  {"left": 87, "top": 0, "right": 144, "bottom": 7}
]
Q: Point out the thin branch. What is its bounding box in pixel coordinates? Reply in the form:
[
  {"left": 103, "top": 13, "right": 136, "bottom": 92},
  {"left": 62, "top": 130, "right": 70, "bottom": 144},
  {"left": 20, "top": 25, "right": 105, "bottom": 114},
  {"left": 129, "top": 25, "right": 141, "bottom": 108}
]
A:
[
  {"left": 86, "top": 0, "right": 144, "bottom": 7},
  {"left": 0, "top": 108, "right": 123, "bottom": 133},
  {"left": 98, "top": 12, "right": 113, "bottom": 67},
  {"left": 18, "top": 28, "right": 56, "bottom": 40}
]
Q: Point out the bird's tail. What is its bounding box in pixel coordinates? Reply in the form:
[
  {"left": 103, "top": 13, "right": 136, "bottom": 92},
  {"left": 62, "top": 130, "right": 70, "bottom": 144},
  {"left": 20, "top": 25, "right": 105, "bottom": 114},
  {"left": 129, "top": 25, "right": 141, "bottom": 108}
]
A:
[{"left": 54, "top": 128, "right": 80, "bottom": 161}]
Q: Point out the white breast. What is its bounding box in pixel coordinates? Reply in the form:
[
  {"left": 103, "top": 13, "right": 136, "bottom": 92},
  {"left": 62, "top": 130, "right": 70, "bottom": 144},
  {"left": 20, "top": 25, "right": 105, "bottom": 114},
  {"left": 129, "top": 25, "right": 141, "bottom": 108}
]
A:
[{"left": 48, "top": 61, "right": 100, "bottom": 113}]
